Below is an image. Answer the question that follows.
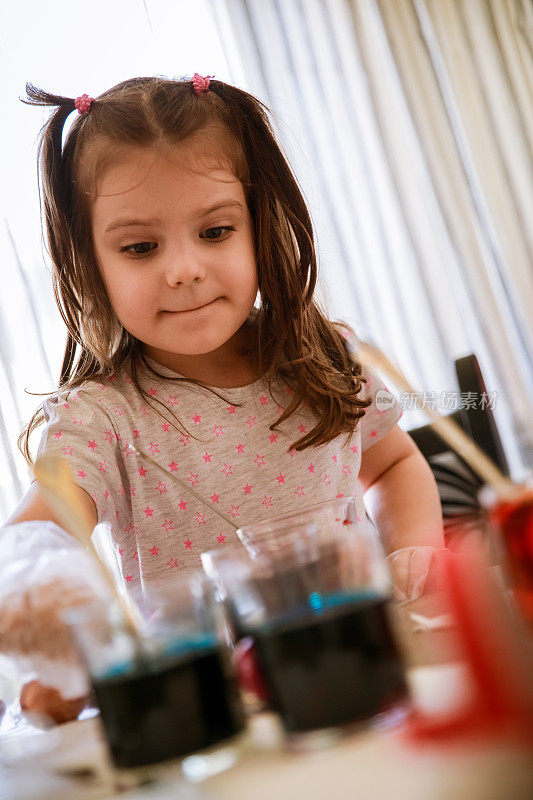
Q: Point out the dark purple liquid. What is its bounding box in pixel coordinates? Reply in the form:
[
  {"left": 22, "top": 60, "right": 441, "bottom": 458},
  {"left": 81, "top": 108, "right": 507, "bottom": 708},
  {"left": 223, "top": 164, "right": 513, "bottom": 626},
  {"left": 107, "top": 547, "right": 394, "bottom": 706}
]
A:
[
  {"left": 251, "top": 594, "right": 408, "bottom": 733},
  {"left": 92, "top": 646, "right": 245, "bottom": 768}
]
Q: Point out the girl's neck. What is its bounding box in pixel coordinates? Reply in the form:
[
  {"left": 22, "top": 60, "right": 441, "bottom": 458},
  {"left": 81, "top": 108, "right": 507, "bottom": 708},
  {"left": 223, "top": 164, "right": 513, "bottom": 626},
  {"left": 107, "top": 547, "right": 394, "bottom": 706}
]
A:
[{"left": 143, "top": 315, "right": 263, "bottom": 388}]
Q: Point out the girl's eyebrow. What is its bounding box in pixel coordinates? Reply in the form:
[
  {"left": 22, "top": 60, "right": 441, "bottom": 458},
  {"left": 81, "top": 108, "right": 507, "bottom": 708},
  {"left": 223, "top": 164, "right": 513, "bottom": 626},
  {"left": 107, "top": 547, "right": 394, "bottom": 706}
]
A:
[{"left": 104, "top": 200, "right": 244, "bottom": 235}]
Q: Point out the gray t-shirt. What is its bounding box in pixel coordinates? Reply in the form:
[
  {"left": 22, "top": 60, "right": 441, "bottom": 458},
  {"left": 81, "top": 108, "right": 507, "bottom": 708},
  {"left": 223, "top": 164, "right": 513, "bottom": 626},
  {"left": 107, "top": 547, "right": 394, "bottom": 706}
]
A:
[{"left": 38, "top": 331, "right": 402, "bottom": 591}]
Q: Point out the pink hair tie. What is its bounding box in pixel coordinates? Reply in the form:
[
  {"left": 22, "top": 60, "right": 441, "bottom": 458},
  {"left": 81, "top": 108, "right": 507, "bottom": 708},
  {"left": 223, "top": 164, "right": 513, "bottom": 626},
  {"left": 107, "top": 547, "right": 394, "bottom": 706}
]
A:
[
  {"left": 191, "top": 74, "right": 214, "bottom": 95},
  {"left": 74, "top": 94, "right": 94, "bottom": 115}
]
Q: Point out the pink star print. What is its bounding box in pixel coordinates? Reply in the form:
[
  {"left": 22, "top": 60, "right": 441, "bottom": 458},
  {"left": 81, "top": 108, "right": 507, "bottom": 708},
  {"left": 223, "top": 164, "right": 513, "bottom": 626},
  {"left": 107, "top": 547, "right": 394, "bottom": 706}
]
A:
[
  {"left": 307, "top": 463, "right": 315, "bottom": 473},
  {"left": 125, "top": 575, "right": 134, "bottom": 583},
  {"left": 62, "top": 445, "right": 73, "bottom": 456},
  {"left": 149, "top": 388, "right": 158, "bottom": 396},
  {"left": 259, "top": 395, "right": 268, "bottom": 405},
  {"left": 217, "top": 533, "right": 226, "bottom": 544},
  {"left": 192, "top": 413, "right": 202, "bottom": 424},
  {"left": 188, "top": 473, "right": 200, "bottom": 486},
  {"left": 235, "top": 442, "right": 245, "bottom": 454},
  {"left": 246, "top": 415, "right": 257, "bottom": 428},
  {"left": 149, "top": 442, "right": 160, "bottom": 455},
  {"left": 138, "top": 466, "right": 147, "bottom": 477},
  {"left": 262, "top": 495, "right": 274, "bottom": 509},
  {"left": 342, "top": 465, "right": 352, "bottom": 476},
  {"left": 166, "top": 558, "right": 179, "bottom": 569},
  {"left": 294, "top": 484, "right": 305, "bottom": 498},
  {"left": 144, "top": 506, "right": 154, "bottom": 518},
  {"left": 228, "top": 504, "right": 240, "bottom": 518},
  {"left": 370, "top": 430, "right": 378, "bottom": 438},
  {"left": 104, "top": 430, "right": 115, "bottom": 442},
  {"left": 210, "top": 493, "right": 220, "bottom": 504},
  {"left": 150, "top": 546, "right": 160, "bottom": 556},
  {"left": 222, "top": 464, "right": 233, "bottom": 477},
  {"left": 297, "top": 424, "right": 307, "bottom": 434},
  {"left": 195, "top": 513, "right": 207, "bottom": 526},
  {"left": 180, "top": 435, "right": 191, "bottom": 446},
  {"left": 178, "top": 500, "right": 187, "bottom": 511},
  {"left": 350, "top": 445, "right": 359, "bottom": 454},
  {"left": 97, "top": 461, "right": 109, "bottom": 472},
  {"left": 185, "top": 539, "right": 192, "bottom": 549},
  {"left": 54, "top": 430, "right": 63, "bottom": 439},
  {"left": 168, "top": 461, "right": 178, "bottom": 471},
  {"left": 323, "top": 474, "right": 332, "bottom": 485},
  {"left": 155, "top": 482, "right": 168, "bottom": 494},
  {"left": 268, "top": 433, "right": 278, "bottom": 444},
  {"left": 133, "top": 430, "right": 140, "bottom": 438},
  {"left": 227, "top": 405, "right": 237, "bottom": 414},
  {"left": 254, "top": 454, "right": 265, "bottom": 468},
  {"left": 212, "top": 425, "right": 223, "bottom": 437},
  {"left": 243, "top": 483, "right": 253, "bottom": 494},
  {"left": 77, "top": 469, "right": 87, "bottom": 479},
  {"left": 332, "top": 454, "right": 338, "bottom": 464},
  {"left": 161, "top": 422, "right": 171, "bottom": 432},
  {"left": 167, "top": 394, "right": 179, "bottom": 407},
  {"left": 276, "top": 474, "right": 286, "bottom": 484},
  {"left": 161, "top": 519, "right": 174, "bottom": 532},
  {"left": 203, "top": 452, "right": 213, "bottom": 463}
]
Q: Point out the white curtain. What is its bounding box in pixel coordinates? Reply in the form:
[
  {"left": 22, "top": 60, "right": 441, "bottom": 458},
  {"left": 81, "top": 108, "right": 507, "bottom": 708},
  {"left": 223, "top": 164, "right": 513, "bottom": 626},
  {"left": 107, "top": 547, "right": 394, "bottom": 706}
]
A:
[{"left": 211, "top": 0, "right": 533, "bottom": 481}]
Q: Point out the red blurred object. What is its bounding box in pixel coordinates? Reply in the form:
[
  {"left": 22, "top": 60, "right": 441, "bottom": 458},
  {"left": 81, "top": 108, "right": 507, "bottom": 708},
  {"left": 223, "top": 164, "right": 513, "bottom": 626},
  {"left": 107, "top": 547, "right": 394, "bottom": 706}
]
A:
[
  {"left": 487, "top": 487, "right": 533, "bottom": 624},
  {"left": 233, "top": 636, "right": 271, "bottom": 703},
  {"left": 404, "top": 545, "right": 533, "bottom": 747}
]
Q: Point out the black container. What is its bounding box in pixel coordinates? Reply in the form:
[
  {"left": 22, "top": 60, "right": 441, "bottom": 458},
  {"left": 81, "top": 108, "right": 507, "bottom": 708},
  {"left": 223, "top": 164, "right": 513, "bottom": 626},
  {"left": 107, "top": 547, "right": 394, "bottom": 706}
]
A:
[
  {"left": 92, "top": 644, "right": 245, "bottom": 769},
  {"left": 250, "top": 593, "right": 407, "bottom": 733}
]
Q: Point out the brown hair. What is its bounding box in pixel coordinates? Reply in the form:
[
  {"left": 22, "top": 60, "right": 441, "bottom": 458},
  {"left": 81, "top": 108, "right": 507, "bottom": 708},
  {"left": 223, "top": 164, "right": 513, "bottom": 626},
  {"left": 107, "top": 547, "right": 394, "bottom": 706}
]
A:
[{"left": 19, "top": 75, "right": 370, "bottom": 463}]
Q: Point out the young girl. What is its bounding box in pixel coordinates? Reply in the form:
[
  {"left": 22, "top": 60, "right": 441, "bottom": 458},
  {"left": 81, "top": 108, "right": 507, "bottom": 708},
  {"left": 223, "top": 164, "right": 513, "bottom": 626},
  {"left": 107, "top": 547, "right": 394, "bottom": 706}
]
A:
[{"left": 4, "top": 73, "right": 443, "bottom": 644}]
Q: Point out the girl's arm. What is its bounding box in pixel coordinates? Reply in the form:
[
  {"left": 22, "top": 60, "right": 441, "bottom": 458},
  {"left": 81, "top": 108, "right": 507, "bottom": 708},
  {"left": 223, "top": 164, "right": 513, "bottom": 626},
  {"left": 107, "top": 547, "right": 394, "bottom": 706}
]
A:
[
  {"left": 358, "top": 425, "right": 445, "bottom": 555},
  {"left": 5, "top": 481, "right": 97, "bottom": 529}
]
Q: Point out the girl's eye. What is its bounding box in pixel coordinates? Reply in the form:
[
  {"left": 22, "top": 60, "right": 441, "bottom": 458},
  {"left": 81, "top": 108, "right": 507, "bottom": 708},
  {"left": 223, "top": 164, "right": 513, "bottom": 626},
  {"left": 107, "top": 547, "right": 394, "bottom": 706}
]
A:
[
  {"left": 120, "top": 242, "right": 157, "bottom": 258},
  {"left": 200, "top": 226, "right": 235, "bottom": 242}
]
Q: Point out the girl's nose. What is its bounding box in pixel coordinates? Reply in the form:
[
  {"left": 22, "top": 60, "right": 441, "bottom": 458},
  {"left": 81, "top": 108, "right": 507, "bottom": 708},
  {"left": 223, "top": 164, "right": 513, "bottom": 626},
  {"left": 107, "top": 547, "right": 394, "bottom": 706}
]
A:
[{"left": 164, "top": 252, "right": 207, "bottom": 287}]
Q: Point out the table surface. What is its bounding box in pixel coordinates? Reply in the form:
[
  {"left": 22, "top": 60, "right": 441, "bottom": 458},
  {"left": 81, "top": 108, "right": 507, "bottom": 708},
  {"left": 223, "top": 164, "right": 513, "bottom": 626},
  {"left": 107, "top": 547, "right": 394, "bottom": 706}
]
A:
[{"left": 2, "top": 590, "right": 533, "bottom": 800}]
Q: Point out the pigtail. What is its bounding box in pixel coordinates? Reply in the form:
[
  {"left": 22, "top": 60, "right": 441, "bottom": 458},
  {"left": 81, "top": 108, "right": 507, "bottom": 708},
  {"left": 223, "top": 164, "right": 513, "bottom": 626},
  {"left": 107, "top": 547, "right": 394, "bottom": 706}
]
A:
[{"left": 22, "top": 85, "right": 93, "bottom": 389}]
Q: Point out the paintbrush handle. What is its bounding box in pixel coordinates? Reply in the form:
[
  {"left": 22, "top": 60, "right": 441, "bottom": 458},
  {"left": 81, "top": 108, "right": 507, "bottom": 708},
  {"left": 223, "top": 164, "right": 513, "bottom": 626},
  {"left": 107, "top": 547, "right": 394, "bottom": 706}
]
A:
[
  {"left": 354, "top": 342, "right": 517, "bottom": 500},
  {"left": 34, "top": 456, "right": 144, "bottom": 637}
]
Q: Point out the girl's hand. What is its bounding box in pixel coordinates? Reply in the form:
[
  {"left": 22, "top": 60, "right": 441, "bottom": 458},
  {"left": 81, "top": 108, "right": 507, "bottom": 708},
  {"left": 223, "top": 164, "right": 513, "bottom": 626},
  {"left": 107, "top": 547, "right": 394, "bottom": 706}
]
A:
[
  {"left": 20, "top": 680, "right": 90, "bottom": 725},
  {"left": 386, "top": 546, "right": 447, "bottom": 601}
]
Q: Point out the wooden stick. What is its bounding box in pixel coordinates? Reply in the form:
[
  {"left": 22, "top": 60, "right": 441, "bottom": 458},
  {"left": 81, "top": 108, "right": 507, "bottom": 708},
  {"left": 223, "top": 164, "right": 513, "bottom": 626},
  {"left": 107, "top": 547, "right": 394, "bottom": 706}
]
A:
[
  {"left": 354, "top": 341, "right": 517, "bottom": 500},
  {"left": 34, "top": 456, "right": 145, "bottom": 639},
  {"left": 131, "top": 445, "right": 239, "bottom": 530}
]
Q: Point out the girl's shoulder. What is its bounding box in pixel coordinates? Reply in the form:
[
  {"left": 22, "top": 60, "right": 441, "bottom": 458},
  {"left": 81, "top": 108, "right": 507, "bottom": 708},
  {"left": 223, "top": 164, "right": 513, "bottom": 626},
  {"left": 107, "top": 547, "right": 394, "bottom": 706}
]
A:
[{"left": 45, "top": 370, "right": 137, "bottom": 415}]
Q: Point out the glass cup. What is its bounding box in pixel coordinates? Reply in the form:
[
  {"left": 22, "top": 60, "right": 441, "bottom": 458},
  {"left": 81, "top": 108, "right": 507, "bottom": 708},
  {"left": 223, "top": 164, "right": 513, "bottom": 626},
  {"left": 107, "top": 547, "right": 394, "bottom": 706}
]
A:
[
  {"left": 64, "top": 571, "right": 246, "bottom": 780},
  {"left": 202, "top": 504, "right": 409, "bottom": 749},
  {"left": 480, "top": 481, "right": 533, "bottom": 632}
]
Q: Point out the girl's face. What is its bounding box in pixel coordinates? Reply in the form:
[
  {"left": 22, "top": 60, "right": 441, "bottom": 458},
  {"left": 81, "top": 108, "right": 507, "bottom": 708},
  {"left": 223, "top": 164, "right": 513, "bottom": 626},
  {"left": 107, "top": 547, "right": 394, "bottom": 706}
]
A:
[{"left": 91, "top": 137, "right": 258, "bottom": 380}]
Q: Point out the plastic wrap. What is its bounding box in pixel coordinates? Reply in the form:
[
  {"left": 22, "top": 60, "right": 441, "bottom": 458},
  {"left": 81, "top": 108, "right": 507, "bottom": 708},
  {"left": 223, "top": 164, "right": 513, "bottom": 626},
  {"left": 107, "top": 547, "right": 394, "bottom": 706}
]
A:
[
  {"left": 386, "top": 546, "right": 447, "bottom": 601},
  {"left": 0, "top": 520, "right": 110, "bottom": 699}
]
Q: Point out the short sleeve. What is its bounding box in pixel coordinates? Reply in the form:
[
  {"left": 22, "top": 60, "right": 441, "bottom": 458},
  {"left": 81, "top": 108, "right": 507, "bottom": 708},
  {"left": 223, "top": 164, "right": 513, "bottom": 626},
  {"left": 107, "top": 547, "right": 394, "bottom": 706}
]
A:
[
  {"left": 338, "top": 324, "right": 403, "bottom": 450},
  {"left": 36, "top": 388, "right": 130, "bottom": 520}
]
